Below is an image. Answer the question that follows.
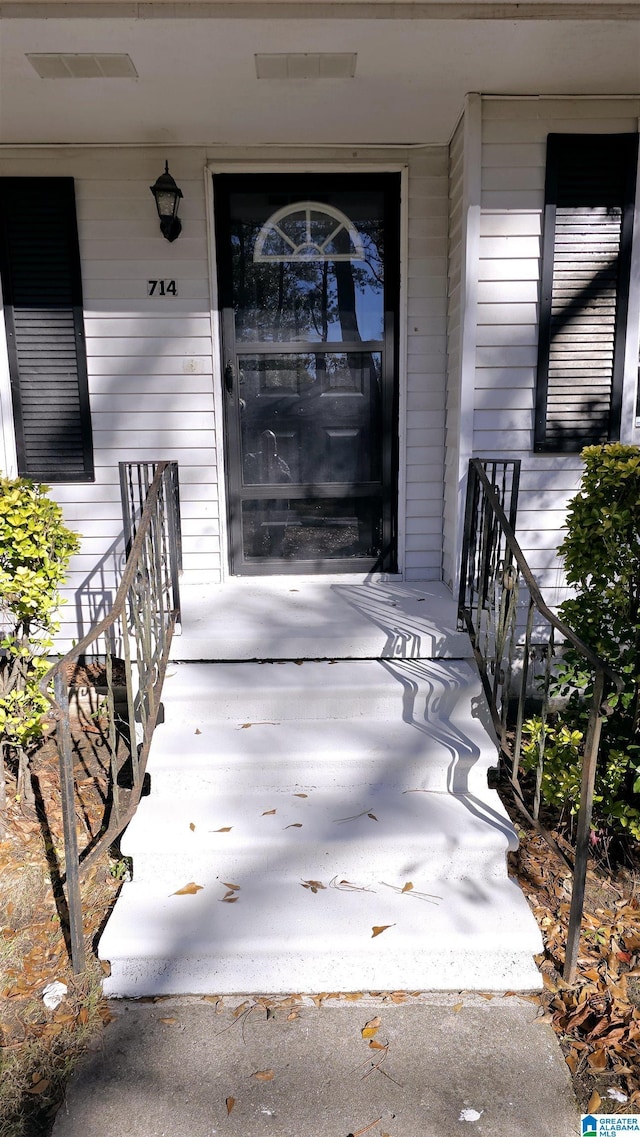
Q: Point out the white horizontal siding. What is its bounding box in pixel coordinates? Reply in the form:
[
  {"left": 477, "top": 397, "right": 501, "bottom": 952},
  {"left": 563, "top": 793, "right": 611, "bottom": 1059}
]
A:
[{"left": 475, "top": 96, "right": 640, "bottom": 606}]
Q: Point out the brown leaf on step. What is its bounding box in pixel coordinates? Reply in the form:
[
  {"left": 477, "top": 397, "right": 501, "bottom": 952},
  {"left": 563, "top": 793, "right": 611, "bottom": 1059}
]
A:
[
  {"left": 212, "top": 827, "right": 232, "bottom": 833},
  {"left": 362, "top": 1016, "right": 381, "bottom": 1039},
  {"left": 401, "top": 882, "right": 413, "bottom": 894},
  {"left": 453, "top": 1002, "right": 464, "bottom": 1013},
  {"left": 587, "top": 1090, "right": 602, "bottom": 1113},
  {"left": 287, "top": 1010, "right": 299, "bottom": 1021},
  {"left": 241, "top": 723, "right": 252, "bottom": 729},
  {"left": 344, "top": 992, "right": 364, "bottom": 1001},
  {"left": 189, "top": 823, "right": 196, "bottom": 832},
  {"left": 171, "top": 882, "right": 203, "bottom": 896},
  {"left": 160, "top": 1017, "right": 177, "bottom": 1025},
  {"left": 77, "top": 1007, "right": 89, "bottom": 1025},
  {"left": 100, "top": 960, "right": 111, "bottom": 977},
  {"left": 301, "top": 879, "right": 326, "bottom": 893},
  {"left": 368, "top": 813, "right": 378, "bottom": 821},
  {"left": 284, "top": 823, "right": 302, "bottom": 829},
  {"left": 371, "top": 925, "right": 394, "bottom": 938},
  {"left": 226, "top": 1097, "right": 235, "bottom": 1115},
  {"left": 221, "top": 897, "right": 238, "bottom": 904},
  {"left": 223, "top": 891, "right": 236, "bottom": 900},
  {"left": 232, "top": 1002, "right": 250, "bottom": 1018},
  {"left": 195, "top": 728, "right": 201, "bottom": 735},
  {"left": 262, "top": 809, "right": 276, "bottom": 816},
  {"left": 251, "top": 1070, "right": 275, "bottom": 1081},
  {"left": 477, "top": 992, "right": 494, "bottom": 1000},
  {"left": 222, "top": 882, "right": 240, "bottom": 891},
  {"left": 294, "top": 660, "right": 304, "bottom": 666},
  {"left": 369, "top": 1039, "right": 387, "bottom": 1050},
  {"left": 293, "top": 793, "right": 308, "bottom": 798}
]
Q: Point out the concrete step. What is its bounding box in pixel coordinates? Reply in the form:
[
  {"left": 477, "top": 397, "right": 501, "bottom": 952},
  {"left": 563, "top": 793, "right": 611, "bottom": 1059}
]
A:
[
  {"left": 99, "top": 655, "right": 544, "bottom": 997},
  {"left": 100, "top": 872, "right": 542, "bottom": 997},
  {"left": 121, "top": 786, "right": 518, "bottom": 885},
  {"left": 145, "top": 716, "right": 496, "bottom": 799},
  {"left": 160, "top": 658, "right": 480, "bottom": 724}
]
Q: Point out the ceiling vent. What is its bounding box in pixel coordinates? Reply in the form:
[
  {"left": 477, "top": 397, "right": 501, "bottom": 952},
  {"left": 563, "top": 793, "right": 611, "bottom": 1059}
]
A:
[
  {"left": 26, "top": 54, "right": 138, "bottom": 79},
  {"left": 255, "top": 53, "right": 357, "bottom": 80}
]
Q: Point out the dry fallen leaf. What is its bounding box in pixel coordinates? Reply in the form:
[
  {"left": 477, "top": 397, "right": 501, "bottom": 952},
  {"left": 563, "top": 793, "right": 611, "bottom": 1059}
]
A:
[
  {"left": 369, "top": 1039, "right": 386, "bottom": 1050},
  {"left": 301, "top": 879, "right": 326, "bottom": 893},
  {"left": 284, "top": 823, "right": 303, "bottom": 829},
  {"left": 222, "top": 882, "right": 240, "bottom": 891},
  {"left": 401, "top": 882, "right": 414, "bottom": 893},
  {"left": 293, "top": 793, "right": 308, "bottom": 798},
  {"left": 221, "top": 896, "right": 238, "bottom": 904},
  {"left": 195, "top": 728, "right": 201, "bottom": 735},
  {"left": 361, "top": 1016, "right": 381, "bottom": 1039},
  {"left": 587, "top": 1090, "right": 602, "bottom": 1113},
  {"left": 262, "top": 809, "right": 276, "bottom": 816},
  {"left": 453, "top": 1002, "right": 464, "bottom": 1013},
  {"left": 189, "top": 822, "right": 196, "bottom": 832},
  {"left": 368, "top": 813, "right": 378, "bottom": 821},
  {"left": 212, "top": 827, "right": 232, "bottom": 833},
  {"left": 226, "top": 1096, "right": 235, "bottom": 1115},
  {"left": 251, "top": 1070, "right": 275, "bottom": 1081},
  {"left": 26, "top": 1079, "right": 50, "bottom": 1095},
  {"left": 371, "top": 925, "right": 394, "bottom": 938},
  {"left": 171, "top": 882, "right": 203, "bottom": 896},
  {"left": 287, "top": 1010, "right": 299, "bottom": 1021},
  {"left": 160, "top": 1017, "right": 177, "bottom": 1025}
]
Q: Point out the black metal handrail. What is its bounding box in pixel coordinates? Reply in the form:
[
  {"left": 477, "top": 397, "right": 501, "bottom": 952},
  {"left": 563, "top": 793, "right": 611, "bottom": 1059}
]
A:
[
  {"left": 459, "top": 457, "right": 622, "bottom": 982},
  {"left": 41, "top": 461, "right": 181, "bottom": 973}
]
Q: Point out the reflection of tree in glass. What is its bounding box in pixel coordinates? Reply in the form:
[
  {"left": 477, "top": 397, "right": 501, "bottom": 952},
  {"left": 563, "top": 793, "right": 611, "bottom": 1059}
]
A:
[{"left": 230, "top": 219, "right": 384, "bottom": 344}]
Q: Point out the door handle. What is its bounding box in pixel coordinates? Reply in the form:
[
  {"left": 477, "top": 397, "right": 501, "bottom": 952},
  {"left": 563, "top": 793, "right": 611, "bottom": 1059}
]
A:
[{"left": 224, "top": 360, "right": 235, "bottom": 395}]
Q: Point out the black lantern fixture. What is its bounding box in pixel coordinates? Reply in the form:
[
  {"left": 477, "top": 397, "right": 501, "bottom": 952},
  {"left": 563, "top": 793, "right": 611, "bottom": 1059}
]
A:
[{"left": 150, "top": 160, "right": 183, "bottom": 242}]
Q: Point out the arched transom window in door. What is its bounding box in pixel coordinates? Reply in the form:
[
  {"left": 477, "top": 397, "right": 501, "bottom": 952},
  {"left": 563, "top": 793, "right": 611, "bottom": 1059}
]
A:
[
  {"left": 254, "top": 201, "right": 366, "bottom": 262},
  {"left": 215, "top": 174, "right": 400, "bottom": 574}
]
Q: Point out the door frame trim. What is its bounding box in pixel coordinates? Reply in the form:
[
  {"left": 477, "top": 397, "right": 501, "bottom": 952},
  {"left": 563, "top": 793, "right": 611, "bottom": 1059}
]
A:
[{"left": 204, "top": 159, "right": 409, "bottom": 582}]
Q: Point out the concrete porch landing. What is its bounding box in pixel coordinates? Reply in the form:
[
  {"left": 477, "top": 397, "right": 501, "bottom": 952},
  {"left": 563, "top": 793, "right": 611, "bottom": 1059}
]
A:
[{"left": 172, "top": 578, "right": 472, "bottom": 661}]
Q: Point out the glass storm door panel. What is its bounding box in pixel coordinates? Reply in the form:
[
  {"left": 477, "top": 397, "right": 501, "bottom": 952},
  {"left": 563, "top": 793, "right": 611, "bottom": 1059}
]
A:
[{"left": 214, "top": 173, "right": 400, "bottom": 574}]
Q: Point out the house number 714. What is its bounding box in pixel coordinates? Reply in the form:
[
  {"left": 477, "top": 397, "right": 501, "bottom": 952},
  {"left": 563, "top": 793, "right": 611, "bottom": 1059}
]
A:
[{"left": 147, "top": 279, "right": 178, "bottom": 296}]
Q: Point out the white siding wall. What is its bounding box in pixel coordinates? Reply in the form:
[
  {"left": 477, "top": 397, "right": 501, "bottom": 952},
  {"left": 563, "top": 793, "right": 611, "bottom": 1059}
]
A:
[
  {"left": 0, "top": 147, "right": 214, "bottom": 646},
  {"left": 0, "top": 145, "right": 449, "bottom": 647},
  {"left": 404, "top": 147, "right": 448, "bottom": 580},
  {"left": 444, "top": 116, "right": 465, "bottom": 589},
  {"left": 476, "top": 97, "right": 640, "bottom": 604}
]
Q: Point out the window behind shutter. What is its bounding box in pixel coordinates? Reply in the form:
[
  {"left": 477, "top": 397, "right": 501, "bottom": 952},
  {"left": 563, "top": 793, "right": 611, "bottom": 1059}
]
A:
[
  {"left": 535, "top": 133, "right": 638, "bottom": 453},
  {"left": 0, "top": 177, "right": 93, "bottom": 481}
]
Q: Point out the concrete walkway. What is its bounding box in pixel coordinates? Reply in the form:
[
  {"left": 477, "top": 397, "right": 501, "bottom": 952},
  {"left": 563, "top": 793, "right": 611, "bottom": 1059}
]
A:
[{"left": 52, "top": 994, "right": 580, "bottom": 1137}]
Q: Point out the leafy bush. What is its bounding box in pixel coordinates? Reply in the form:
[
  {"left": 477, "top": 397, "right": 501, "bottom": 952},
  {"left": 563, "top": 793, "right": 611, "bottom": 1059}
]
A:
[
  {"left": 0, "top": 477, "right": 79, "bottom": 813},
  {"left": 521, "top": 443, "right": 640, "bottom": 845}
]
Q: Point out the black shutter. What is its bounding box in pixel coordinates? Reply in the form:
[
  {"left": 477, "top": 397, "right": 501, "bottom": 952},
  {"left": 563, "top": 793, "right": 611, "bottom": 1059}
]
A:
[
  {"left": 535, "top": 133, "right": 638, "bottom": 453},
  {"left": 0, "top": 178, "right": 93, "bottom": 481}
]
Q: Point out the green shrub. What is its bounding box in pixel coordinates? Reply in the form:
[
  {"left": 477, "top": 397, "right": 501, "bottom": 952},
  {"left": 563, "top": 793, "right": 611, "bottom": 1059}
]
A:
[
  {"left": 520, "top": 443, "right": 640, "bottom": 845},
  {"left": 0, "top": 477, "right": 79, "bottom": 814}
]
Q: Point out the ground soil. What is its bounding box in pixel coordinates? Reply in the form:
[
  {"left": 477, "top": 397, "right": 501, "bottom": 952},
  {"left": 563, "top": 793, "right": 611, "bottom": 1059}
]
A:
[{"left": 1, "top": 709, "right": 640, "bottom": 1133}]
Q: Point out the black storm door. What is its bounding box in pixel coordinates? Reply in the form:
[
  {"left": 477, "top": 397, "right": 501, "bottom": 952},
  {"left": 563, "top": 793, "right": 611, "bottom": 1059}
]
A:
[{"left": 214, "top": 173, "right": 400, "bottom": 574}]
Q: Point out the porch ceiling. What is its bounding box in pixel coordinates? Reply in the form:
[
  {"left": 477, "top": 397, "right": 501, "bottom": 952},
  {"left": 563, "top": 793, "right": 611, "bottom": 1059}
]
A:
[{"left": 0, "top": 9, "right": 639, "bottom": 145}]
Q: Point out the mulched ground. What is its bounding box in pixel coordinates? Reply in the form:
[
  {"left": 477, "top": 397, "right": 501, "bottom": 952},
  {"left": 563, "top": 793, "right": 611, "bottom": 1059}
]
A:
[{"left": 1, "top": 698, "right": 639, "bottom": 1133}]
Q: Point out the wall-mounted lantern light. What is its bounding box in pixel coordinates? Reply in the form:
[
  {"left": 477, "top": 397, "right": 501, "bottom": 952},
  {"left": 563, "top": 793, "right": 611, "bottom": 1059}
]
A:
[{"left": 150, "top": 161, "right": 183, "bottom": 242}]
